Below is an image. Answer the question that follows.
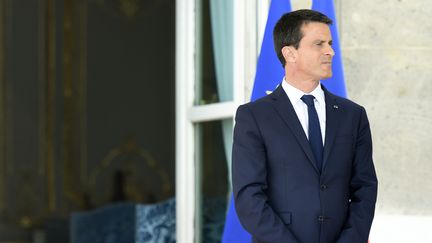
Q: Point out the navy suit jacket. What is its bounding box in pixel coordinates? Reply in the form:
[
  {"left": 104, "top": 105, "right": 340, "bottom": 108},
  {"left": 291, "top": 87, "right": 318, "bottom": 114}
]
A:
[{"left": 232, "top": 84, "right": 377, "bottom": 243}]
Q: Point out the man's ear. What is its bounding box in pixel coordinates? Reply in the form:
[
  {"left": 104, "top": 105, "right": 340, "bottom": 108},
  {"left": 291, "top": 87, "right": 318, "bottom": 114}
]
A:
[{"left": 282, "top": 46, "right": 297, "bottom": 63}]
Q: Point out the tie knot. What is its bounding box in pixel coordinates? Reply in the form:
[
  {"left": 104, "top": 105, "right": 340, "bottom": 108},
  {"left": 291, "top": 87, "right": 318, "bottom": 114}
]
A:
[{"left": 301, "top": 95, "right": 316, "bottom": 107}]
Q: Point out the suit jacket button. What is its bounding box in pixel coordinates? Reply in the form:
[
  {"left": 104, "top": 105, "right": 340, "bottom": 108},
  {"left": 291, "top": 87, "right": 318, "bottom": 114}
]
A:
[
  {"left": 318, "top": 216, "right": 325, "bottom": 222},
  {"left": 320, "top": 184, "right": 327, "bottom": 190}
]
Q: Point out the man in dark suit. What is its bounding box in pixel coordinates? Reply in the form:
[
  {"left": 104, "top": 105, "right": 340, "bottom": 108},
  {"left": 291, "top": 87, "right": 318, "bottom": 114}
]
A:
[{"left": 232, "top": 9, "right": 377, "bottom": 243}]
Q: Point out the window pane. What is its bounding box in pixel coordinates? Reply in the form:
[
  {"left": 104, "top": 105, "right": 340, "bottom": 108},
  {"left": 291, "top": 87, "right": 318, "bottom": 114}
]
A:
[
  {"left": 195, "top": 119, "right": 231, "bottom": 242},
  {"left": 195, "top": 0, "right": 233, "bottom": 105}
]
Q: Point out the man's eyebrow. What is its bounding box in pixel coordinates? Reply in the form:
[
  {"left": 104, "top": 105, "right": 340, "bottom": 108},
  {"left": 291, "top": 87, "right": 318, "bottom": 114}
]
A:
[{"left": 314, "top": 40, "right": 333, "bottom": 45}]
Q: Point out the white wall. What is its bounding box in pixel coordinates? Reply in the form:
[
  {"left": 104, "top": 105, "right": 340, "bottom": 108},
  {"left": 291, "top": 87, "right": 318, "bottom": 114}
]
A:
[{"left": 340, "top": 1, "right": 432, "bottom": 242}]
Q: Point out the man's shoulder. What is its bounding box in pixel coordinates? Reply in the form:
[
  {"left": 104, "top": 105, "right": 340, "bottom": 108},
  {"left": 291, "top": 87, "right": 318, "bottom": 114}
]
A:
[
  {"left": 237, "top": 94, "right": 274, "bottom": 113},
  {"left": 326, "top": 91, "right": 365, "bottom": 112}
]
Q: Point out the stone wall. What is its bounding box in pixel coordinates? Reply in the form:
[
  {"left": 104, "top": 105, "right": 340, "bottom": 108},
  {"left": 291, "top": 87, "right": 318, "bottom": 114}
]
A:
[{"left": 340, "top": 0, "right": 432, "bottom": 215}]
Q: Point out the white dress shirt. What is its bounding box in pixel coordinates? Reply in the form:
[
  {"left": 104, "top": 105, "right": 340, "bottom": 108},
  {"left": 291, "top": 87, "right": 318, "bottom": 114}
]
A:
[{"left": 281, "top": 79, "right": 326, "bottom": 145}]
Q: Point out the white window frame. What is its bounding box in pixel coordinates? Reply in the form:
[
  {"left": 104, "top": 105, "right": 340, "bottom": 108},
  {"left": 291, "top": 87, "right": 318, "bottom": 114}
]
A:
[{"left": 175, "top": 0, "right": 270, "bottom": 242}]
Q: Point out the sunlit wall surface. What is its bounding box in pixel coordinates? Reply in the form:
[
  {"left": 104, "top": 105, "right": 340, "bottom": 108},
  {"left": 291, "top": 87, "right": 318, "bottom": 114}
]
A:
[{"left": 338, "top": 1, "right": 432, "bottom": 242}]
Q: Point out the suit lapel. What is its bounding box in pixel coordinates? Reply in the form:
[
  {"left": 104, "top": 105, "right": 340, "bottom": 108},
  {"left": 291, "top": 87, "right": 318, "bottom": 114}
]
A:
[
  {"left": 270, "top": 85, "right": 320, "bottom": 174},
  {"left": 322, "top": 87, "right": 341, "bottom": 171}
]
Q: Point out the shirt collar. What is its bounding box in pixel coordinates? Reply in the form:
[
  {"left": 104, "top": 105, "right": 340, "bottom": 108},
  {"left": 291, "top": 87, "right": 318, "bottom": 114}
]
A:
[{"left": 281, "top": 78, "right": 325, "bottom": 106}]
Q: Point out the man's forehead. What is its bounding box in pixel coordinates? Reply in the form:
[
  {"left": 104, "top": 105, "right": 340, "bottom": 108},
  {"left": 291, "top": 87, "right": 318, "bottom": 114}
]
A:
[{"left": 300, "top": 22, "right": 332, "bottom": 39}]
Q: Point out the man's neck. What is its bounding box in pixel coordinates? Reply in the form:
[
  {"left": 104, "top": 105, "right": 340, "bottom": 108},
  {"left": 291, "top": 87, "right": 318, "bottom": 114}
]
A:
[{"left": 284, "top": 75, "right": 320, "bottom": 93}]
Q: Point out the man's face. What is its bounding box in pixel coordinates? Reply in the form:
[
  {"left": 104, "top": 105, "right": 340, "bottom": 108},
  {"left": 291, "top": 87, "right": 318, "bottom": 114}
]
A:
[{"left": 294, "top": 22, "right": 334, "bottom": 81}]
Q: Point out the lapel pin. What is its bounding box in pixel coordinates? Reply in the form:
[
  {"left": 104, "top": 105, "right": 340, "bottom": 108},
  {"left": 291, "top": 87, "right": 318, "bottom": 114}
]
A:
[{"left": 333, "top": 105, "right": 339, "bottom": 109}]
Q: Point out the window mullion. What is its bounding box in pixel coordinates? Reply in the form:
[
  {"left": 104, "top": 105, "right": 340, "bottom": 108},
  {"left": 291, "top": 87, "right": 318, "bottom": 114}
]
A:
[
  {"left": 188, "top": 101, "right": 237, "bottom": 123},
  {"left": 175, "top": 0, "right": 196, "bottom": 242}
]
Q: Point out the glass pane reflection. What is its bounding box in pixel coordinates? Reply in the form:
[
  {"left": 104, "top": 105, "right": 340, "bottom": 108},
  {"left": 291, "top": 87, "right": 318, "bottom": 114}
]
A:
[
  {"left": 195, "top": 119, "right": 230, "bottom": 242},
  {"left": 195, "top": 0, "right": 233, "bottom": 105}
]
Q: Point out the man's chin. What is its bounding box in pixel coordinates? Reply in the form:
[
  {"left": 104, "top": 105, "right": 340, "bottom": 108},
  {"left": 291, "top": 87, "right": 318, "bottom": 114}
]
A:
[{"left": 321, "top": 73, "right": 333, "bottom": 80}]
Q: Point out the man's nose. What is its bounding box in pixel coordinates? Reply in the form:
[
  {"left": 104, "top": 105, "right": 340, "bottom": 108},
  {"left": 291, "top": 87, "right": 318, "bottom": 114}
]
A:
[{"left": 326, "top": 45, "right": 335, "bottom": 57}]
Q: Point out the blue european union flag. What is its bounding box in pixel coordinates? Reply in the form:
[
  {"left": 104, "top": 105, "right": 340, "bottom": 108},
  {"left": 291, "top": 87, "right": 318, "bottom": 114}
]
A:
[
  {"left": 222, "top": 1, "right": 291, "bottom": 242},
  {"left": 251, "top": 0, "right": 292, "bottom": 101}
]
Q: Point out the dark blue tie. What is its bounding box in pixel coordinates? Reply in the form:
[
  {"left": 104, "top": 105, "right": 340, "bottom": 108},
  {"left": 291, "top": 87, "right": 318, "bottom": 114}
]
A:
[{"left": 301, "top": 95, "right": 323, "bottom": 172}]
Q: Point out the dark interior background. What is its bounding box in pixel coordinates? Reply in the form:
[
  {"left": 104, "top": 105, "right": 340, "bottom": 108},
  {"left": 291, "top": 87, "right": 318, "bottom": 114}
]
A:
[{"left": 0, "top": 0, "right": 175, "bottom": 241}]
